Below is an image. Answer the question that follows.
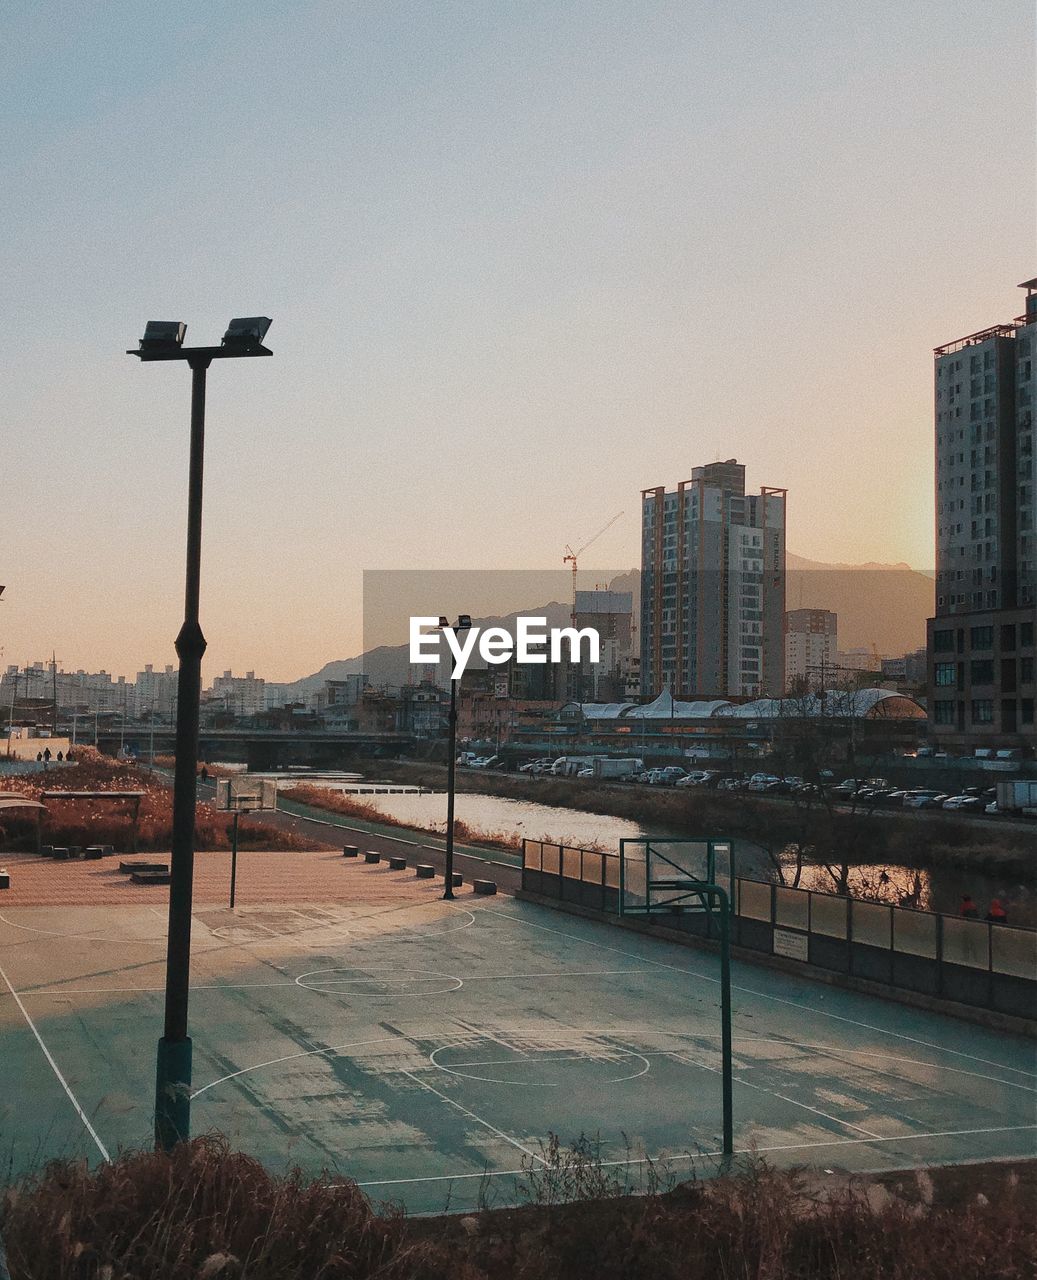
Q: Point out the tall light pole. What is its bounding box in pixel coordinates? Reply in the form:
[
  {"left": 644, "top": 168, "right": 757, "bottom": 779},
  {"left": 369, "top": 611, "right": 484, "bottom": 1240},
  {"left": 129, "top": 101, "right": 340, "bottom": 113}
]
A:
[
  {"left": 128, "top": 317, "right": 272, "bottom": 1151},
  {"left": 439, "top": 614, "right": 470, "bottom": 901}
]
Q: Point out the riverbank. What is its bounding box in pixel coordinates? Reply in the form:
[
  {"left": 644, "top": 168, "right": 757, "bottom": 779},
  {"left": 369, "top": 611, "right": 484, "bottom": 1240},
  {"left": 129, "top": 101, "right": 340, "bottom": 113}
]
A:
[
  {"left": 281, "top": 783, "right": 528, "bottom": 853},
  {"left": 374, "top": 761, "right": 1037, "bottom": 885}
]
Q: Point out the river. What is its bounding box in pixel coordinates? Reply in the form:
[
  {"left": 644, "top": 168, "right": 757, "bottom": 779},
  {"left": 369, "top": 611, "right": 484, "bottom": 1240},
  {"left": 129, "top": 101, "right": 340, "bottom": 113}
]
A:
[{"left": 225, "top": 767, "right": 1035, "bottom": 926}]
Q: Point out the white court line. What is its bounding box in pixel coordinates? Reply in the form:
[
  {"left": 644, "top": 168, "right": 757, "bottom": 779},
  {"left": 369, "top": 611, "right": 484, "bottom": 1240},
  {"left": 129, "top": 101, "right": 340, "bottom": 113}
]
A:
[
  {"left": 397, "top": 1069, "right": 548, "bottom": 1165},
  {"left": 18, "top": 966, "right": 638, "bottom": 998},
  {"left": 355, "top": 1122, "right": 1037, "bottom": 1189},
  {"left": 476, "top": 904, "right": 1037, "bottom": 1080},
  {"left": 0, "top": 899, "right": 475, "bottom": 953},
  {"left": 0, "top": 958, "right": 110, "bottom": 1162},
  {"left": 191, "top": 1036, "right": 402, "bottom": 1098},
  {"left": 190, "top": 1028, "right": 1037, "bottom": 1104}
]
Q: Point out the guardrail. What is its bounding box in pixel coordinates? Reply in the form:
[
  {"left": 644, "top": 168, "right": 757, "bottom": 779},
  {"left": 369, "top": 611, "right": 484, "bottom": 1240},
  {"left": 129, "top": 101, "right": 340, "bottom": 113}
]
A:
[{"left": 520, "top": 839, "right": 1037, "bottom": 1020}]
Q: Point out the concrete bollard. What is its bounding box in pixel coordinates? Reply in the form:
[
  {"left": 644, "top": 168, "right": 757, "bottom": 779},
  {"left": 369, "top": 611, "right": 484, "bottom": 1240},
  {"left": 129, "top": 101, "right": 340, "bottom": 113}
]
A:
[
  {"left": 450, "top": 872, "right": 463, "bottom": 887},
  {"left": 388, "top": 856, "right": 407, "bottom": 870},
  {"left": 364, "top": 851, "right": 381, "bottom": 864},
  {"left": 415, "top": 864, "right": 435, "bottom": 879},
  {"left": 342, "top": 845, "right": 359, "bottom": 858},
  {"left": 0, "top": 869, "right": 9, "bottom": 890},
  {"left": 473, "top": 879, "right": 497, "bottom": 895}
]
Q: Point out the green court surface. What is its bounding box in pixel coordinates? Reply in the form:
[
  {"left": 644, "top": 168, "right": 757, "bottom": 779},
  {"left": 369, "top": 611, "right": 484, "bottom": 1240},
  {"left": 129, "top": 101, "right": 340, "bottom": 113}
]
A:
[{"left": 1, "top": 893, "right": 1035, "bottom": 1214}]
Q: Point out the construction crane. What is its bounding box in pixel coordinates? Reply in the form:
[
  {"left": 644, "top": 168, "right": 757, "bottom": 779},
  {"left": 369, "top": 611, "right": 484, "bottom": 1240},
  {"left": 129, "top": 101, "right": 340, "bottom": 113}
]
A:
[{"left": 563, "top": 511, "right": 624, "bottom": 625}]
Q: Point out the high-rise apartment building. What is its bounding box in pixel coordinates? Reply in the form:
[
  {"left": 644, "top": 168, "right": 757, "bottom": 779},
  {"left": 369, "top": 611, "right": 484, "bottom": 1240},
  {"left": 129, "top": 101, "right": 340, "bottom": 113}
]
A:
[
  {"left": 784, "top": 608, "right": 837, "bottom": 691},
  {"left": 926, "top": 278, "right": 1037, "bottom": 748},
  {"left": 641, "top": 459, "right": 786, "bottom": 698}
]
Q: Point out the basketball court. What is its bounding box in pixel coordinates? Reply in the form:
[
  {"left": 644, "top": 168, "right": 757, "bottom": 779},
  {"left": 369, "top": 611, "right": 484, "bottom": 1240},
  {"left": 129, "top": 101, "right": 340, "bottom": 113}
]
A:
[{"left": 1, "top": 849, "right": 1034, "bottom": 1215}]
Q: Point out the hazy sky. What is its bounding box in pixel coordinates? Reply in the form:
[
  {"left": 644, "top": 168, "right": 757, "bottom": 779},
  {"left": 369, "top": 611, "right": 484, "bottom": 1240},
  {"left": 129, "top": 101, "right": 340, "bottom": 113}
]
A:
[{"left": 2, "top": 1, "right": 1033, "bottom": 682}]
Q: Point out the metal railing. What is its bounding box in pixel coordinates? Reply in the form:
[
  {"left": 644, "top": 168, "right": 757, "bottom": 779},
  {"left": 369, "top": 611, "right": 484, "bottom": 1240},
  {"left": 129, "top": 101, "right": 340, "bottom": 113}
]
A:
[{"left": 521, "top": 839, "right": 1037, "bottom": 1019}]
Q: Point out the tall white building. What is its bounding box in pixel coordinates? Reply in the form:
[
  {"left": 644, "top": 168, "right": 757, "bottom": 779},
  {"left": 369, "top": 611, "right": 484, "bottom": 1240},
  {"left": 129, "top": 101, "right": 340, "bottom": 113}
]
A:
[
  {"left": 134, "top": 664, "right": 178, "bottom": 719},
  {"left": 641, "top": 460, "right": 786, "bottom": 698},
  {"left": 784, "top": 609, "right": 837, "bottom": 691},
  {"left": 209, "top": 670, "right": 266, "bottom": 717}
]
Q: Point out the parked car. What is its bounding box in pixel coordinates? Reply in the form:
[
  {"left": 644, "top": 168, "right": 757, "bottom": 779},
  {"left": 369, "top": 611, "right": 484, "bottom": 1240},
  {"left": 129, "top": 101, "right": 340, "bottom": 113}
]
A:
[
  {"left": 650, "top": 767, "right": 686, "bottom": 786},
  {"left": 747, "top": 775, "right": 779, "bottom": 792},
  {"left": 519, "top": 758, "right": 553, "bottom": 773},
  {"left": 941, "top": 794, "right": 985, "bottom": 812},
  {"left": 675, "top": 770, "right": 716, "bottom": 788},
  {"left": 902, "top": 790, "right": 949, "bottom": 809},
  {"left": 576, "top": 767, "right": 595, "bottom": 778},
  {"left": 469, "top": 755, "right": 500, "bottom": 770}
]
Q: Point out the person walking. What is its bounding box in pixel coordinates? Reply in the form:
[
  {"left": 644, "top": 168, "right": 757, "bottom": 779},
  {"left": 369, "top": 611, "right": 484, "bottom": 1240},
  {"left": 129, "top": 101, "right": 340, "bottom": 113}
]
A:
[
  {"left": 985, "top": 898, "right": 1008, "bottom": 925},
  {"left": 960, "top": 894, "right": 980, "bottom": 919}
]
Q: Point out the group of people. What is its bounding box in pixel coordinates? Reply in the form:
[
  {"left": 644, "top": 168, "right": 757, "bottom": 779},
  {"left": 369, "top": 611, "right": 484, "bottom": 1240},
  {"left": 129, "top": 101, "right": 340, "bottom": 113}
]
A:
[
  {"left": 34, "top": 747, "right": 72, "bottom": 764},
  {"left": 960, "top": 894, "right": 1008, "bottom": 923}
]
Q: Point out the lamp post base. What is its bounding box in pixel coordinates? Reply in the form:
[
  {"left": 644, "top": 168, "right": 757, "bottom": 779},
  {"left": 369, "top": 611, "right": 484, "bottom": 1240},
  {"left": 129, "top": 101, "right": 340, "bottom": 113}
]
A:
[{"left": 155, "top": 1035, "right": 193, "bottom": 1151}]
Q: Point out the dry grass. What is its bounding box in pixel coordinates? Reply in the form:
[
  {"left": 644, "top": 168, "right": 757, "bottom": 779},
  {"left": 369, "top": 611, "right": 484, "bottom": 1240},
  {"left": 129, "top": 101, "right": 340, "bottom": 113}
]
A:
[
  {"left": 0, "top": 1137, "right": 445, "bottom": 1280},
  {"left": 282, "top": 785, "right": 522, "bottom": 852},
  {"left": 0, "top": 750, "right": 316, "bottom": 854},
  {"left": 1, "top": 1139, "right": 1033, "bottom": 1280}
]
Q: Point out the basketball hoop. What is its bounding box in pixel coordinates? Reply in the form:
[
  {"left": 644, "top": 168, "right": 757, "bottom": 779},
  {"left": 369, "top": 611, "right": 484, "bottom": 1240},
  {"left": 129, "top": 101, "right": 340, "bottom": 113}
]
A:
[{"left": 214, "top": 777, "right": 277, "bottom": 907}]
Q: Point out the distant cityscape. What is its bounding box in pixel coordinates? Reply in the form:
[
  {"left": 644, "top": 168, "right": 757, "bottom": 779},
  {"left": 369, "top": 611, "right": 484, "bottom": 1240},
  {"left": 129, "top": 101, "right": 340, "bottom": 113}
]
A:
[{"left": 2, "top": 282, "right": 1033, "bottom": 760}]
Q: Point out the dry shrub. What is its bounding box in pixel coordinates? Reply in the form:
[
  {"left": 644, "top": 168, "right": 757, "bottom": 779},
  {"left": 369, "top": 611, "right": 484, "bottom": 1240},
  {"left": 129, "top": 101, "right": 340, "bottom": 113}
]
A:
[
  {"left": 0, "top": 754, "right": 322, "bottom": 854},
  {"left": 0, "top": 1136, "right": 452, "bottom": 1280},
  {"left": 2, "top": 1142, "right": 1033, "bottom": 1280}
]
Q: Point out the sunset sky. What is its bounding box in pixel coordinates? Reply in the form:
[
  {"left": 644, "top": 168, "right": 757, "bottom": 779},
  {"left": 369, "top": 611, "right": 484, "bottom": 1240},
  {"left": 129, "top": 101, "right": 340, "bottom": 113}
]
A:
[{"left": 2, "top": 1, "right": 1033, "bottom": 682}]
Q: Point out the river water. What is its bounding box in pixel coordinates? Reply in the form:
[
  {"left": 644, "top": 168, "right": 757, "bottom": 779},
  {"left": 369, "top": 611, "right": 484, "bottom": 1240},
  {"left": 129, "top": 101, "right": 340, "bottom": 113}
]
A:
[{"left": 225, "top": 768, "right": 1034, "bottom": 926}]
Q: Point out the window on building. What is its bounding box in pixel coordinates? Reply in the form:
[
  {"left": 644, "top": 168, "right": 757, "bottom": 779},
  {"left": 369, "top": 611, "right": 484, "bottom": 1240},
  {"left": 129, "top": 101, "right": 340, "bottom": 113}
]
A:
[
  {"left": 1022, "top": 621, "right": 1034, "bottom": 648},
  {"left": 970, "top": 660, "right": 995, "bottom": 685},
  {"left": 933, "top": 700, "right": 956, "bottom": 725},
  {"left": 934, "top": 662, "right": 956, "bottom": 687},
  {"left": 1021, "top": 656, "right": 1035, "bottom": 684},
  {"left": 1021, "top": 698, "right": 1035, "bottom": 725},
  {"left": 970, "top": 699, "right": 994, "bottom": 725},
  {"left": 970, "top": 626, "right": 994, "bottom": 649},
  {"left": 932, "top": 630, "right": 954, "bottom": 652}
]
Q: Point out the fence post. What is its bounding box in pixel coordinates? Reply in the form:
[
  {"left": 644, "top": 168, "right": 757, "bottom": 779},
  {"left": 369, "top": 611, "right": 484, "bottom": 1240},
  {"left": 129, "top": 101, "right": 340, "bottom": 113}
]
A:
[{"left": 936, "top": 913, "right": 944, "bottom": 999}]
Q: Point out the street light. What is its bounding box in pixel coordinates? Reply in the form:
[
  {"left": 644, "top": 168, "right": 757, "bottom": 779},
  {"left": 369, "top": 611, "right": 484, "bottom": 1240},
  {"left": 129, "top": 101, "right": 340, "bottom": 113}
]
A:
[
  {"left": 439, "top": 614, "right": 471, "bottom": 901},
  {"left": 128, "top": 316, "right": 272, "bottom": 1151}
]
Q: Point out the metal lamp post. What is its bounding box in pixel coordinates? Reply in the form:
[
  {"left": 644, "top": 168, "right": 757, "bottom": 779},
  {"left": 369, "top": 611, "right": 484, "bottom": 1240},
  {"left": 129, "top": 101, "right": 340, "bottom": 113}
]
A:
[
  {"left": 439, "top": 614, "right": 470, "bottom": 901},
  {"left": 128, "top": 317, "right": 272, "bottom": 1151}
]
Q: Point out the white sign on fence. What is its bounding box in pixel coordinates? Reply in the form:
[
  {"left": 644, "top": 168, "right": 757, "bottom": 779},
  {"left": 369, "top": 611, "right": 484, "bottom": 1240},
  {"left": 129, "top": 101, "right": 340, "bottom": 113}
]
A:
[{"left": 773, "top": 928, "right": 809, "bottom": 962}]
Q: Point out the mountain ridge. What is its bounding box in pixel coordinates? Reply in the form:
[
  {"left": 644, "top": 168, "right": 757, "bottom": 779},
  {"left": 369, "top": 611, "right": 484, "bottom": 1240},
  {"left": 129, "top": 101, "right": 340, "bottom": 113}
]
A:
[{"left": 281, "top": 555, "right": 934, "bottom": 697}]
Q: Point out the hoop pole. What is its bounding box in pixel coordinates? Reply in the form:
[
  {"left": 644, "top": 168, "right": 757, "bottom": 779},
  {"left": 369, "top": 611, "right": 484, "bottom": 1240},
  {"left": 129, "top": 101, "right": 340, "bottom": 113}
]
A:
[
  {"left": 229, "top": 810, "right": 240, "bottom": 909},
  {"left": 717, "top": 887, "right": 733, "bottom": 1158}
]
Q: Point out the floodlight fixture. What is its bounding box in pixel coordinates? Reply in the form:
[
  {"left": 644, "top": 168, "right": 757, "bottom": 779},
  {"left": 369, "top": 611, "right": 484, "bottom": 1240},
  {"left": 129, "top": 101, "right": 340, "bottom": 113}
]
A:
[
  {"left": 438, "top": 615, "right": 449, "bottom": 628},
  {"left": 457, "top": 614, "right": 472, "bottom": 630},
  {"left": 139, "top": 321, "right": 187, "bottom": 351},
  {"left": 222, "top": 316, "right": 272, "bottom": 349}
]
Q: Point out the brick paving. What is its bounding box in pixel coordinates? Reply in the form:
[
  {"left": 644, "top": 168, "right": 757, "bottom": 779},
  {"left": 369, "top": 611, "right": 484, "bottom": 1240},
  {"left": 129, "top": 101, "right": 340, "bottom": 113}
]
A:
[{"left": 0, "top": 848, "right": 452, "bottom": 908}]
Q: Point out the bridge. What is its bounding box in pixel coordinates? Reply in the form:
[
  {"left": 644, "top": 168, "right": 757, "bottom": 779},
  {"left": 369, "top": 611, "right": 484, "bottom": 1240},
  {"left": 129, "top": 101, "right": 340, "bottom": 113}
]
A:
[{"left": 86, "top": 727, "right": 417, "bottom": 770}]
